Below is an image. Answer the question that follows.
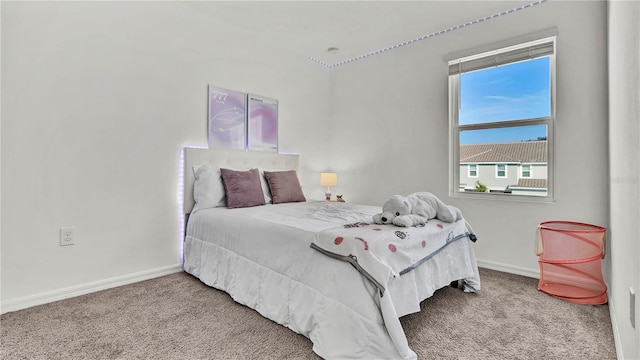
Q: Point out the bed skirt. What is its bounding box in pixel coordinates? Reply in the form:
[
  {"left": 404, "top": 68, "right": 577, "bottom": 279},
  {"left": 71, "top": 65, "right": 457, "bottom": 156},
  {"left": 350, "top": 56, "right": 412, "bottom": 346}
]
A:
[{"left": 183, "top": 233, "right": 479, "bottom": 360}]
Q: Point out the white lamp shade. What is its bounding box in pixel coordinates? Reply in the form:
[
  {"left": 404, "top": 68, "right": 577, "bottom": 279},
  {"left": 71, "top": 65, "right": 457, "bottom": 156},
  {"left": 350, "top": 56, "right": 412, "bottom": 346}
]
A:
[{"left": 320, "top": 172, "right": 338, "bottom": 187}]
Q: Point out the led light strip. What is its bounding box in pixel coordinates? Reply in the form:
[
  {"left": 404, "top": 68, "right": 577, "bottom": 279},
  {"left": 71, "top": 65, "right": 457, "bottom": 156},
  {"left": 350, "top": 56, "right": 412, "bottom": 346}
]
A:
[
  {"left": 309, "top": 0, "right": 548, "bottom": 69},
  {"left": 178, "top": 144, "right": 208, "bottom": 266}
]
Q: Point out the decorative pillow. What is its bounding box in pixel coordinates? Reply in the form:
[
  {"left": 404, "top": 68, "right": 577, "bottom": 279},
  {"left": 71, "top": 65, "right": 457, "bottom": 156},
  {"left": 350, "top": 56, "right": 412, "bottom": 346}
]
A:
[
  {"left": 220, "top": 168, "right": 266, "bottom": 208},
  {"left": 264, "top": 170, "right": 306, "bottom": 204},
  {"left": 259, "top": 168, "right": 288, "bottom": 204},
  {"left": 192, "top": 164, "right": 226, "bottom": 213}
]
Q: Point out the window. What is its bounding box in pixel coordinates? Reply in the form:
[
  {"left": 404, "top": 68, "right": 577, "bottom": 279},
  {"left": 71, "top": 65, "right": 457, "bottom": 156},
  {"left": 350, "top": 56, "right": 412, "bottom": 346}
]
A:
[
  {"left": 468, "top": 164, "right": 478, "bottom": 177},
  {"left": 496, "top": 164, "right": 507, "bottom": 178},
  {"left": 449, "top": 35, "right": 555, "bottom": 198}
]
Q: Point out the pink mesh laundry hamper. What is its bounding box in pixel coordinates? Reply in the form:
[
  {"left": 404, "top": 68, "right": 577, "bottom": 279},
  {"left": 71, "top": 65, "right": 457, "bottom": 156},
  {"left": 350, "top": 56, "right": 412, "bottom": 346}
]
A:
[{"left": 536, "top": 221, "right": 607, "bottom": 305}]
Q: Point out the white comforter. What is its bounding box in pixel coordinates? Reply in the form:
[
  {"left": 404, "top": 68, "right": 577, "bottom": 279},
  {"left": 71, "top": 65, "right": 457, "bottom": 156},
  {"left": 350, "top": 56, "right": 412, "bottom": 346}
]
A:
[{"left": 183, "top": 200, "right": 480, "bottom": 360}]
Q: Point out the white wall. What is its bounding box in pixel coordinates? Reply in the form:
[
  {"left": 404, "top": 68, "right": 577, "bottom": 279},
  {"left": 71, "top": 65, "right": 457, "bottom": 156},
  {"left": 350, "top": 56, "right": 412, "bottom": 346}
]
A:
[
  {"left": 328, "top": 1, "right": 608, "bottom": 277},
  {"left": 1, "top": 2, "right": 330, "bottom": 309},
  {"left": 608, "top": 1, "right": 640, "bottom": 358}
]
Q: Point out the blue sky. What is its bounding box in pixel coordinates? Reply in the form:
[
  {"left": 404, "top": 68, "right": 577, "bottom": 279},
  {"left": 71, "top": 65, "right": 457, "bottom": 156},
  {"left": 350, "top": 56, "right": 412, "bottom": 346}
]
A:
[{"left": 459, "top": 57, "right": 550, "bottom": 144}]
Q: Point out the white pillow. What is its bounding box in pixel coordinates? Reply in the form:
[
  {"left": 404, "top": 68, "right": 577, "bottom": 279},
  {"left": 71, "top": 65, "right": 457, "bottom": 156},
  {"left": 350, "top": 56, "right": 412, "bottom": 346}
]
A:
[
  {"left": 259, "top": 169, "right": 273, "bottom": 204},
  {"left": 192, "top": 164, "right": 226, "bottom": 213}
]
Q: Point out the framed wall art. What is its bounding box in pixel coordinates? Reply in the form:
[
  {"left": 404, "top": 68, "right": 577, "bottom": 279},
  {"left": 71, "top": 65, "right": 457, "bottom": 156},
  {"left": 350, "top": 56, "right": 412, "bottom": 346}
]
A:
[
  {"left": 247, "top": 94, "right": 278, "bottom": 152},
  {"left": 208, "top": 85, "right": 247, "bottom": 150}
]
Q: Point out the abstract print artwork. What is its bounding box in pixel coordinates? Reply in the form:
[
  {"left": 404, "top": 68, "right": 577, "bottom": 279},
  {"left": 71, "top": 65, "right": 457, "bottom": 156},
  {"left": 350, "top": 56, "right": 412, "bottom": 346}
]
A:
[
  {"left": 247, "top": 94, "right": 278, "bottom": 152},
  {"left": 208, "top": 85, "right": 247, "bottom": 150}
]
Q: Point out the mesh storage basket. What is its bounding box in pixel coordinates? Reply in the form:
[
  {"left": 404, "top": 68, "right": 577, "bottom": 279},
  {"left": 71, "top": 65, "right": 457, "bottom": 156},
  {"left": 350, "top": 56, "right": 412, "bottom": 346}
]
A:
[{"left": 536, "top": 221, "right": 607, "bottom": 305}]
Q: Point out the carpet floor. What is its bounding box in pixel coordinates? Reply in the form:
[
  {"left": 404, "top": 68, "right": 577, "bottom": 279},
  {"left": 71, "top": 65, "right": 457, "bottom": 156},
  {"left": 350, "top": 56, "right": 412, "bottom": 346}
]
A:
[{"left": 1, "top": 268, "right": 616, "bottom": 360}]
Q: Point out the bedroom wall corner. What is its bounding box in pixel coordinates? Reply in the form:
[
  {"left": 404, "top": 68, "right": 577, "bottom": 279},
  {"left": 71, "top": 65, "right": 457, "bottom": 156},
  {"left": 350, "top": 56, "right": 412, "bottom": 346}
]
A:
[{"left": 608, "top": 0, "right": 640, "bottom": 358}]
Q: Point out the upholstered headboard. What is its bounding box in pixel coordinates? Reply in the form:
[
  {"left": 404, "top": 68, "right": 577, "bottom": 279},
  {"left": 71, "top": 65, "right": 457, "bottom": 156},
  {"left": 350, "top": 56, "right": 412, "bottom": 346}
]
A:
[{"left": 182, "top": 147, "right": 300, "bottom": 214}]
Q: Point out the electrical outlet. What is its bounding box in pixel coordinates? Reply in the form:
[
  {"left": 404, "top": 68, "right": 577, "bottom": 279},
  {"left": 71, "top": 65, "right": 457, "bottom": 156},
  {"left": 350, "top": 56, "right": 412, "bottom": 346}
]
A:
[
  {"left": 631, "top": 288, "right": 636, "bottom": 329},
  {"left": 60, "top": 227, "right": 75, "bottom": 246}
]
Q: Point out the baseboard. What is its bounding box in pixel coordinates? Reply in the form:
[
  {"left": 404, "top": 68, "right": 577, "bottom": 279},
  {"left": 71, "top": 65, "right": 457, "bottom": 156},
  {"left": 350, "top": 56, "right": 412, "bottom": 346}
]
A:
[
  {"left": 608, "top": 299, "right": 625, "bottom": 360},
  {"left": 0, "top": 264, "right": 183, "bottom": 314},
  {"left": 477, "top": 259, "right": 540, "bottom": 279}
]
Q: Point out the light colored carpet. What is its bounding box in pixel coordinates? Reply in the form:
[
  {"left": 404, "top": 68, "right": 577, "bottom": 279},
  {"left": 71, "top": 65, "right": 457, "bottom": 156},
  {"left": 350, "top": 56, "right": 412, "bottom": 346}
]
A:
[{"left": 1, "top": 268, "right": 616, "bottom": 360}]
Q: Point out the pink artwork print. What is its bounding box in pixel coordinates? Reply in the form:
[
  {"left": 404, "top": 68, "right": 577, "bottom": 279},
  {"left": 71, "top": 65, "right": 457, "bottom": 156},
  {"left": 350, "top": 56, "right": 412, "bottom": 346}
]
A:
[
  {"left": 247, "top": 94, "right": 278, "bottom": 152},
  {"left": 208, "top": 85, "right": 246, "bottom": 150}
]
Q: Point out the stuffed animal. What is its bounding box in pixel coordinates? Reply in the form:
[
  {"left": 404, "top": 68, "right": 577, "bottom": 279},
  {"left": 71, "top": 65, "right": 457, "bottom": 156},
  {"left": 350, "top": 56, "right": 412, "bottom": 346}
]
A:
[{"left": 372, "top": 192, "right": 460, "bottom": 227}]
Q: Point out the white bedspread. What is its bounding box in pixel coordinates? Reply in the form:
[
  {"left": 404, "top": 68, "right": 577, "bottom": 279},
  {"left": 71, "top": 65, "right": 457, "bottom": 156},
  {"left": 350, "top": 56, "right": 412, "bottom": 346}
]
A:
[{"left": 183, "top": 200, "right": 480, "bottom": 360}]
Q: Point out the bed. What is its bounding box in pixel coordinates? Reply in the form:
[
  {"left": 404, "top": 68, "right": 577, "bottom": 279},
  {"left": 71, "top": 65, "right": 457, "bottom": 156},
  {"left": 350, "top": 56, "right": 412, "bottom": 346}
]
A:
[{"left": 181, "top": 147, "right": 481, "bottom": 360}]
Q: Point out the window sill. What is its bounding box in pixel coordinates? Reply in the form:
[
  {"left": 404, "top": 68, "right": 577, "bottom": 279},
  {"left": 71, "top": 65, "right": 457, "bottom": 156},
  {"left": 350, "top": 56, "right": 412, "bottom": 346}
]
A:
[{"left": 450, "top": 191, "right": 556, "bottom": 204}]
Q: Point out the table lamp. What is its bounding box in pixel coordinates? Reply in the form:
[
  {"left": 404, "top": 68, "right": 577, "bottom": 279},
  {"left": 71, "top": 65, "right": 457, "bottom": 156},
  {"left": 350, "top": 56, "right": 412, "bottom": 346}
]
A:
[{"left": 320, "top": 172, "right": 338, "bottom": 201}]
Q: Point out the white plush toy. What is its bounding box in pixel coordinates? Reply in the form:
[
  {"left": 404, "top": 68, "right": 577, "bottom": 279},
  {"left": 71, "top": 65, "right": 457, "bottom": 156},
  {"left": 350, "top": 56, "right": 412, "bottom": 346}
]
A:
[{"left": 372, "top": 192, "right": 460, "bottom": 227}]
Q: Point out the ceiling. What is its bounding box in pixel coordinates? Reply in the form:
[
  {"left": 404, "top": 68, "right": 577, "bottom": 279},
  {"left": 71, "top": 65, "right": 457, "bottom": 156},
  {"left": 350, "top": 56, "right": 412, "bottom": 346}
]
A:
[{"left": 181, "top": 0, "right": 547, "bottom": 67}]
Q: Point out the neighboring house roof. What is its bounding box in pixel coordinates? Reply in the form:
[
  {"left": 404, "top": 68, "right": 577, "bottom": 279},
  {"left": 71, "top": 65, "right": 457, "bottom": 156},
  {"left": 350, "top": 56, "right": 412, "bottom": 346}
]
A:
[
  {"left": 511, "top": 178, "right": 547, "bottom": 189},
  {"left": 460, "top": 141, "right": 547, "bottom": 163}
]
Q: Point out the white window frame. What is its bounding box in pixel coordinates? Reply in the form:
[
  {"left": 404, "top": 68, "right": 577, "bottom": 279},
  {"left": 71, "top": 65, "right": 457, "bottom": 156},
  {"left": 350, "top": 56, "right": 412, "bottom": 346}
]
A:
[
  {"left": 447, "top": 32, "right": 556, "bottom": 201},
  {"left": 468, "top": 164, "right": 478, "bottom": 178},
  {"left": 496, "top": 164, "right": 507, "bottom": 178},
  {"left": 521, "top": 164, "right": 532, "bottom": 178}
]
